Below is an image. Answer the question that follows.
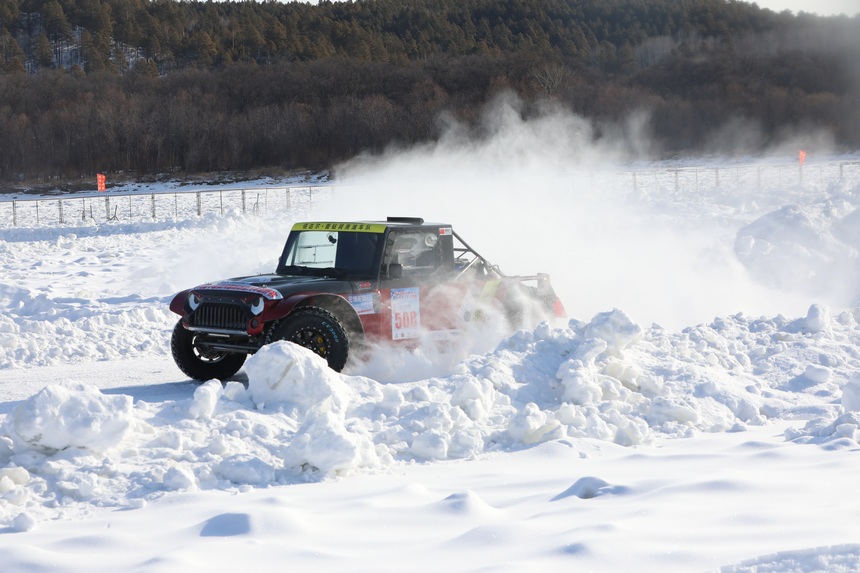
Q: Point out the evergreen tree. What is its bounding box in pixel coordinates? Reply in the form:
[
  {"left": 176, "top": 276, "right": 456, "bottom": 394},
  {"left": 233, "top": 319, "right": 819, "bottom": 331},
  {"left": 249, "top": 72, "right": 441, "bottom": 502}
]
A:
[{"left": 34, "top": 32, "right": 53, "bottom": 68}]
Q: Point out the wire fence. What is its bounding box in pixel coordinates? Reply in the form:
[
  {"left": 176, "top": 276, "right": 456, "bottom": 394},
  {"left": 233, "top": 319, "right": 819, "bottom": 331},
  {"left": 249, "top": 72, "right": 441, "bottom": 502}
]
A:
[
  {"left": 564, "top": 160, "right": 859, "bottom": 200},
  {"left": 602, "top": 161, "right": 860, "bottom": 197},
  {"left": 0, "top": 185, "right": 335, "bottom": 229},
  {"left": 1, "top": 161, "right": 859, "bottom": 229}
]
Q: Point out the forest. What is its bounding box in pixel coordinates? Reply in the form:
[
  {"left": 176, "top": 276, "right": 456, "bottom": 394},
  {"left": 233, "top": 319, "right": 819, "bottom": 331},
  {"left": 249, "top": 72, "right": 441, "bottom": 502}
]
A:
[{"left": 0, "top": 0, "right": 858, "bottom": 184}]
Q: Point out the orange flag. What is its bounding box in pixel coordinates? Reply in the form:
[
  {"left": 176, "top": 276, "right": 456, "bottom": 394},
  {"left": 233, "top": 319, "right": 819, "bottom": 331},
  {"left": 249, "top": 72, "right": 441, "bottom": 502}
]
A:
[
  {"left": 97, "top": 173, "right": 106, "bottom": 192},
  {"left": 798, "top": 150, "right": 807, "bottom": 165}
]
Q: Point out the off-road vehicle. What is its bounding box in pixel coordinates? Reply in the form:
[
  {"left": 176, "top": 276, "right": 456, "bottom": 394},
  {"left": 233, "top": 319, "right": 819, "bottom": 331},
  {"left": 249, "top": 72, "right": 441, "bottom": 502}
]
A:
[{"left": 169, "top": 217, "right": 565, "bottom": 381}]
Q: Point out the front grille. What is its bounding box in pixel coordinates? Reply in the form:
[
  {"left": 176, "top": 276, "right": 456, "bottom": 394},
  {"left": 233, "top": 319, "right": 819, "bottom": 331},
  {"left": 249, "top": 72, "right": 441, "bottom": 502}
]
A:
[{"left": 190, "top": 302, "right": 248, "bottom": 331}]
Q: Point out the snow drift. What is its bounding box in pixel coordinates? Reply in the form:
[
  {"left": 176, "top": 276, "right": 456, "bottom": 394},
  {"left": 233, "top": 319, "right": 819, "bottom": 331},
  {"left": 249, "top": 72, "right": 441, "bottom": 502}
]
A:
[{"left": 2, "top": 302, "right": 859, "bottom": 529}]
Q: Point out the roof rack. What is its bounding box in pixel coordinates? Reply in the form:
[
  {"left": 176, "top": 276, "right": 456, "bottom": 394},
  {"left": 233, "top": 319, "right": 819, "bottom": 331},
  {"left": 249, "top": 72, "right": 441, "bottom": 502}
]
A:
[{"left": 386, "top": 217, "right": 425, "bottom": 224}]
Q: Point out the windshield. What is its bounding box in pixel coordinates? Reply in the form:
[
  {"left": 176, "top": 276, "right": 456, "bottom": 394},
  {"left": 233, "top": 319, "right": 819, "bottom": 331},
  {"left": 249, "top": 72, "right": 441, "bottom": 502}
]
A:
[{"left": 279, "top": 230, "right": 382, "bottom": 277}]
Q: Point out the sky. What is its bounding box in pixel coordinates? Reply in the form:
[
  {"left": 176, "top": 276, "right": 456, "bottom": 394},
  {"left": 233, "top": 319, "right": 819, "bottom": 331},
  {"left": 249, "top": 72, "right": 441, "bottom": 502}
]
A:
[
  {"left": 751, "top": 0, "right": 860, "bottom": 16},
  {"left": 2, "top": 97, "right": 860, "bottom": 570}
]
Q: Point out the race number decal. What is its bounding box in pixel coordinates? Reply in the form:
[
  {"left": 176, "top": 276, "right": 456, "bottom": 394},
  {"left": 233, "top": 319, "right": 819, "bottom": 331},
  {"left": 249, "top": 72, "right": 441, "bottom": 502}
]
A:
[{"left": 391, "top": 287, "right": 421, "bottom": 339}]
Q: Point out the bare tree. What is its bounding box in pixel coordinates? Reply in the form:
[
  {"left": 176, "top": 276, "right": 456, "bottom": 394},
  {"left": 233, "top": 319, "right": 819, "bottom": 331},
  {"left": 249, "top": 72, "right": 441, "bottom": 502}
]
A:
[{"left": 530, "top": 62, "right": 566, "bottom": 96}]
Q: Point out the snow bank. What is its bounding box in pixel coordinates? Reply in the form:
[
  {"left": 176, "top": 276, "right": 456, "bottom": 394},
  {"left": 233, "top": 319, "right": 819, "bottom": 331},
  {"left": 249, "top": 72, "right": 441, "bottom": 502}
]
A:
[
  {"left": 0, "top": 210, "right": 297, "bottom": 369},
  {"left": 735, "top": 183, "right": 860, "bottom": 305},
  {"left": 1, "top": 304, "right": 858, "bottom": 528},
  {"left": 4, "top": 382, "right": 133, "bottom": 454}
]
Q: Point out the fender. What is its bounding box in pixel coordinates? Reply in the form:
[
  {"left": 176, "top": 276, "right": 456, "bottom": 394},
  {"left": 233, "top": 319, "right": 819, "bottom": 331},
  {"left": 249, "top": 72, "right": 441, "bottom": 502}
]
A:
[
  {"left": 264, "top": 292, "right": 365, "bottom": 337},
  {"left": 169, "top": 289, "right": 192, "bottom": 316}
]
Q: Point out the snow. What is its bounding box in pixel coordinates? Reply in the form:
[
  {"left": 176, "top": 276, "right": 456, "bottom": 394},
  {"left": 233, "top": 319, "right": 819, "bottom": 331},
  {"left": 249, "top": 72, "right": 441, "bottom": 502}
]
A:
[{"left": 3, "top": 111, "right": 860, "bottom": 569}]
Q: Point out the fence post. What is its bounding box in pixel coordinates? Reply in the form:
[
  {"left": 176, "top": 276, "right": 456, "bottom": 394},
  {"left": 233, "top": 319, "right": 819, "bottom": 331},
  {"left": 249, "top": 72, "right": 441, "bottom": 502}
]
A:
[
  {"left": 715, "top": 168, "right": 720, "bottom": 187},
  {"left": 196, "top": 192, "right": 202, "bottom": 217},
  {"left": 36, "top": 201, "right": 39, "bottom": 225},
  {"left": 105, "top": 196, "right": 110, "bottom": 220},
  {"left": 174, "top": 193, "right": 178, "bottom": 219},
  {"left": 220, "top": 190, "right": 224, "bottom": 216},
  {"left": 757, "top": 167, "right": 761, "bottom": 191},
  {"left": 12, "top": 200, "right": 17, "bottom": 227},
  {"left": 286, "top": 188, "right": 291, "bottom": 210},
  {"left": 151, "top": 194, "right": 156, "bottom": 219},
  {"left": 242, "top": 190, "right": 246, "bottom": 213},
  {"left": 674, "top": 170, "right": 679, "bottom": 194},
  {"left": 59, "top": 199, "right": 64, "bottom": 225}
]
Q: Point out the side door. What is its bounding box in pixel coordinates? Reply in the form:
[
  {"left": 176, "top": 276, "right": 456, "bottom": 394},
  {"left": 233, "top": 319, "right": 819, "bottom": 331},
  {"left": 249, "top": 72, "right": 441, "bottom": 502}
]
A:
[{"left": 375, "top": 227, "right": 473, "bottom": 343}]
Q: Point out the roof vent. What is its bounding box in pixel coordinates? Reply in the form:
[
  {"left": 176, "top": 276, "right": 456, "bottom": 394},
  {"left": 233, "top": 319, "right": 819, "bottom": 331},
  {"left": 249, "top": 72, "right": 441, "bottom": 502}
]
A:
[{"left": 386, "top": 217, "right": 424, "bottom": 224}]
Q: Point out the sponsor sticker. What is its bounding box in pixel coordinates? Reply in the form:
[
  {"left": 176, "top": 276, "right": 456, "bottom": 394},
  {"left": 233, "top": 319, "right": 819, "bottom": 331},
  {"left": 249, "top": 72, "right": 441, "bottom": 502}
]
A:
[
  {"left": 348, "top": 293, "right": 376, "bottom": 315},
  {"left": 459, "top": 287, "right": 478, "bottom": 323},
  {"left": 428, "top": 329, "right": 463, "bottom": 341},
  {"left": 291, "top": 222, "right": 387, "bottom": 233}
]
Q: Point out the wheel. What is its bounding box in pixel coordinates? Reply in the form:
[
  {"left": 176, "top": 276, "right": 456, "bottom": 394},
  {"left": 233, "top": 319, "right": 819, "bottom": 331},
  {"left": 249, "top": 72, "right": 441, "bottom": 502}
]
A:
[
  {"left": 502, "top": 284, "right": 551, "bottom": 330},
  {"left": 264, "top": 307, "right": 350, "bottom": 371},
  {"left": 171, "top": 320, "right": 246, "bottom": 382}
]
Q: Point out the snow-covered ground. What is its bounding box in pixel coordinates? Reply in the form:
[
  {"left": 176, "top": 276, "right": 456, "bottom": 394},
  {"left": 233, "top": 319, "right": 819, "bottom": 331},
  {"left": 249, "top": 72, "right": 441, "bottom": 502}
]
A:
[{"left": 2, "top": 102, "right": 860, "bottom": 570}]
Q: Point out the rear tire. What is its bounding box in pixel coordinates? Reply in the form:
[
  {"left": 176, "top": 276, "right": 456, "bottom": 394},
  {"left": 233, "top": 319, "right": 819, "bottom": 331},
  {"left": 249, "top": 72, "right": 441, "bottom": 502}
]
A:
[
  {"left": 171, "top": 320, "right": 246, "bottom": 382},
  {"left": 265, "top": 307, "right": 350, "bottom": 371}
]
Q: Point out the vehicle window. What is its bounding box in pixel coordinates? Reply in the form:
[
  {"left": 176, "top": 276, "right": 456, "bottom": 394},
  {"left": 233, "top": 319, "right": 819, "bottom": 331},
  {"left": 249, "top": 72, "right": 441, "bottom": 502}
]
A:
[
  {"left": 384, "top": 231, "right": 440, "bottom": 276},
  {"left": 283, "top": 231, "right": 380, "bottom": 275},
  {"left": 286, "top": 230, "right": 338, "bottom": 268},
  {"left": 335, "top": 232, "right": 380, "bottom": 273}
]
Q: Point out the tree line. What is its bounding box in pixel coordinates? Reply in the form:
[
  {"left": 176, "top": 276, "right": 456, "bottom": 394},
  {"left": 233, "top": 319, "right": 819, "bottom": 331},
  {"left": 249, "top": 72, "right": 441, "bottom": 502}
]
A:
[{"left": 0, "top": 0, "right": 858, "bottom": 184}]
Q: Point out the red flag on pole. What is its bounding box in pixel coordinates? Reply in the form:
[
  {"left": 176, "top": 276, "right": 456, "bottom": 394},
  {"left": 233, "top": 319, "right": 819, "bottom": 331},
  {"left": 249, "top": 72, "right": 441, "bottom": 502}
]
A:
[
  {"left": 798, "top": 150, "right": 807, "bottom": 166},
  {"left": 97, "top": 173, "right": 106, "bottom": 192}
]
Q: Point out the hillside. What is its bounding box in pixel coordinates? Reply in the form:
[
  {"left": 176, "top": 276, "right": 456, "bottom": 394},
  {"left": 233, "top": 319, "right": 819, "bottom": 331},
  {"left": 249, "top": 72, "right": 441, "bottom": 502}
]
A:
[{"left": 0, "top": 0, "right": 858, "bottom": 183}]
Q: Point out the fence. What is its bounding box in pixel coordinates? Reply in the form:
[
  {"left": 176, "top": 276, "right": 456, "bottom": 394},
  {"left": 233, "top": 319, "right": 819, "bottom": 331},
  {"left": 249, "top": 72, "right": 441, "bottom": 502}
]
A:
[
  {"left": 2, "top": 161, "right": 860, "bottom": 228},
  {"left": 600, "top": 161, "right": 860, "bottom": 197},
  {"left": 0, "top": 185, "right": 335, "bottom": 228}
]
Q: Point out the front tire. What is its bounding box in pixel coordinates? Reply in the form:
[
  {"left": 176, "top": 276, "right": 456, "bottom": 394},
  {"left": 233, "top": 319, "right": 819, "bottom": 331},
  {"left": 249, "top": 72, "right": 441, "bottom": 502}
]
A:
[
  {"left": 171, "top": 320, "right": 246, "bottom": 382},
  {"left": 265, "top": 307, "right": 350, "bottom": 371}
]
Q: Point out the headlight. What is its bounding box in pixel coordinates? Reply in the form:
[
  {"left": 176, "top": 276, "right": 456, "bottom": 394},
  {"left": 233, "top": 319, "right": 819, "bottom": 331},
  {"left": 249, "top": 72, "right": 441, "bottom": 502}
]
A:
[
  {"left": 188, "top": 293, "right": 201, "bottom": 311},
  {"left": 250, "top": 296, "right": 265, "bottom": 315}
]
